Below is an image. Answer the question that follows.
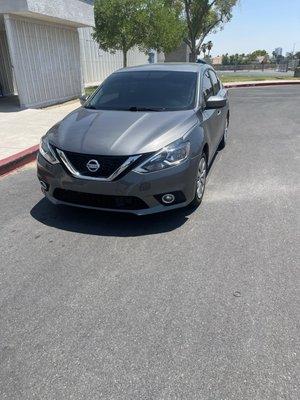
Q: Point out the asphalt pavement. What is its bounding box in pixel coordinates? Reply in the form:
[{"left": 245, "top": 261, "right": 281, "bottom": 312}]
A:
[{"left": 0, "top": 86, "right": 299, "bottom": 400}]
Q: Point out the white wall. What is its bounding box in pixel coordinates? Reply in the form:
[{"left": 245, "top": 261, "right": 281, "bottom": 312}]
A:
[
  {"left": 79, "top": 27, "right": 148, "bottom": 87},
  {"left": 0, "top": 0, "right": 94, "bottom": 27},
  {"left": 0, "top": 29, "right": 14, "bottom": 95},
  {"left": 1, "top": 15, "right": 149, "bottom": 108},
  {"left": 4, "top": 15, "right": 82, "bottom": 108}
]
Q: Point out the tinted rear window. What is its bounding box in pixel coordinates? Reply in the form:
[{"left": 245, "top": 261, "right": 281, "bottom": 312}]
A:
[{"left": 86, "top": 71, "right": 198, "bottom": 111}]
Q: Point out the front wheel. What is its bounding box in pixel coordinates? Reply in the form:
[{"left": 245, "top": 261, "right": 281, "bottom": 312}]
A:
[
  {"left": 219, "top": 116, "right": 229, "bottom": 150},
  {"left": 188, "top": 153, "right": 207, "bottom": 209}
]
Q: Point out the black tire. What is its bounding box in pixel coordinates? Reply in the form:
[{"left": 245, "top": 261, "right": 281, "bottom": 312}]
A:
[
  {"left": 219, "top": 116, "right": 229, "bottom": 150},
  {"left": 188, "top": 153, "right": 207, "bottom": 209}
]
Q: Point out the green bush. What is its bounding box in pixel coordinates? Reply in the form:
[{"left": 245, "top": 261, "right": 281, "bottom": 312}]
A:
[{"left": 294, "top": 67, "right": 300, "bottom": 77}]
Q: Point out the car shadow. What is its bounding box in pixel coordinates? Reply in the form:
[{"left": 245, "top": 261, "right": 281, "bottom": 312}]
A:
[{"left": 30, "top": 198, "right": 194, "bottom": 237}]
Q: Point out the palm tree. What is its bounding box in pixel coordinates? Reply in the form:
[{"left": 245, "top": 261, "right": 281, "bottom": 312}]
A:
[
  {"left": 201, "top": 43, "right": 207, "bottom": 58},
  {"left": 207, "top": 41, "right": 213, "bottom": 57}
]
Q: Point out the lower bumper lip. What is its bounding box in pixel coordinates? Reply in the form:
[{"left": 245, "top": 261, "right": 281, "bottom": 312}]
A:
[
  {"left": 44, "top": 192, "right": 191, "bottom": 216},
  {"left": 37, "top": 153, "right": 200, "bottom": 215}
]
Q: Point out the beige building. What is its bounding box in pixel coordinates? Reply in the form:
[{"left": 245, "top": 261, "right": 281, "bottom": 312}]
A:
[
  {"left": 256, "top": 55, "right": 269, "bottom": 64},
  {"left": 212, "top": 55, "right": 223, "bottom": 65}
]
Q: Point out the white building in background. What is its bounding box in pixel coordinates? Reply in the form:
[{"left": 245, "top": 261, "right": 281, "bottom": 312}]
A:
[
  {"left": 0, "top": 0, "right": 148, "bottom": 109},
  {"left": 79, "top": 27, "right": 147, "bottom": 87}
]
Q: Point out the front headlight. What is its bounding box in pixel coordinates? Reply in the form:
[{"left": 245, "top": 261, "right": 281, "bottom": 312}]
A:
[
  {"left": 39, "top": 136, "right": 59, "bottom": 164},
  {"left": 134, "top": 139, "right": 190, "bottom": 173}
]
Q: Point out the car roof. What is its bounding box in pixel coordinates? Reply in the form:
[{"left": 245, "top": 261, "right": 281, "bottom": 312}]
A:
[{"left": 115, "top": 63, "right": 207, "bottom": 74}]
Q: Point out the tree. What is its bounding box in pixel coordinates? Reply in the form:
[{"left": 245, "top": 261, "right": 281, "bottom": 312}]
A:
[
  {"left": 142, "top": 1, "right": 185, "bottom": 54},
  {"left": 285, "top": 52, "right": 294, "bottom": 60},
  {"left": 179, "top": 0, "right": 238, "bottom": 62},
  {"left": 201, "top": 43, "right": 207, "bottom": 57},
  {"left": 248, "top": 49, "right": 268, "bottom": 61},
  {"left": 222, "top": 53, "right": 229, "bottom": 65},
  {"left": 207, "top": 40, "right": 213, "bottom": 56},
  {"left": 229, "top": 54, "right": 236, "bottom": 65},
  {"left": 93, "top": 0, "right": 184, "bottom": 67},
  {"left": 221, "top": 52, "right": 249, "bottom": 65},
  {"left": 93, "top": 0, "right": 143, "bottom": 67}
]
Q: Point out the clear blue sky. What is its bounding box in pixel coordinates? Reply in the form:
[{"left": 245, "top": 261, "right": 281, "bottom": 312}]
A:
[{"left": 206, "top": 0, "right": 300, "bottom": 56}]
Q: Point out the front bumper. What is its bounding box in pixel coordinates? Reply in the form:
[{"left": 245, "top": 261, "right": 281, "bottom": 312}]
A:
[{"left": 37, "top": 153, "right": 200, "bottom": 215}]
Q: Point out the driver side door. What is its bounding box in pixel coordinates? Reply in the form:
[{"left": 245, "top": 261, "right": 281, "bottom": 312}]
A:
[
  {"left": 200, "top": 70, "right": 221, "bottom": 158},
  {"left": 209, "top": 69, "right": 227, "bottom": 145}
]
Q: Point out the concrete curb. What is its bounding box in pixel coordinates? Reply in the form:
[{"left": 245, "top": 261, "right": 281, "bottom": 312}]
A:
[
  {"left": 1, "top": 80, "right": 300, "bottom": 177},
  {"left": 224, "top": 80, "right": 300, "bottom": 88},
  {"left": 0, "top": 145, "right": 39, "bottom": 177}
]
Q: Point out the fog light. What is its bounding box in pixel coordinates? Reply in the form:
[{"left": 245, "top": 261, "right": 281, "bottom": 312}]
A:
[
  {"left": 40, "top": 180, "right": 49, "bottom": 191},
  {"left": 162, "top": 193, "right": 175, "bottom": 204}
]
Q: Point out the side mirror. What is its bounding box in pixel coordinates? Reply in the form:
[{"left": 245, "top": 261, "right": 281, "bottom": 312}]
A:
[
  {"left": 79, "top": 94, "right": 89, "bottom": 106},
  {"left": 205, "top": 95, "right": 226, "bottom": 110}
]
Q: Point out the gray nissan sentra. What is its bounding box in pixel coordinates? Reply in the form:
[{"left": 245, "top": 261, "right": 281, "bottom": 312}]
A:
[{"left": 37, "top": 63, "right": 229, "bottom": 215}]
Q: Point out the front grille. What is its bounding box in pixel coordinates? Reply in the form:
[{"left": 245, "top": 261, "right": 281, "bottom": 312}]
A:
[
  {"left": 60, "top": 150, "right": 129, "bottom": 178},
  {"left": 53, "top": 189, "right": 149, "bottom": 210}
]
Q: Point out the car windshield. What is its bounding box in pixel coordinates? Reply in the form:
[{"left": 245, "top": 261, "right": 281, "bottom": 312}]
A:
[{"left": 85, "top": 71, "right": 198, "bottom": 111}]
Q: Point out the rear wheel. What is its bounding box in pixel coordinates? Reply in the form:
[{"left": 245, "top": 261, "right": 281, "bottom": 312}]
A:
[
  {"left": 188, "top": 153, "right": 207, "bottom": 208},
  {"left": 219, "top": 116, "right": 229, "bottom": 150}
]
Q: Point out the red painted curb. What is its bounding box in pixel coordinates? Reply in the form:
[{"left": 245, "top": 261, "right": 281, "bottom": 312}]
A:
[
  {"left": 224, "top": 81, "right": 300, "bottom": 88},
  {"left": 0, "top": 145, "right": 39, "bottom": 177}
]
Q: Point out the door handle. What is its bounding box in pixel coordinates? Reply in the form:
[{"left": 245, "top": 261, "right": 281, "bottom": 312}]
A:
[{"left": 217, "top": 110, "right": 222, "bottom": 116}]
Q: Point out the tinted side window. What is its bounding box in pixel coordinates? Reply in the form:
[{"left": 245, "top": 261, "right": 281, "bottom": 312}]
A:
[
  {"left": 202, "top": 71, "right": 213, "bottom": 102},
  {"left": 209, "top": 70, "right": 221, "bottom": 95}
]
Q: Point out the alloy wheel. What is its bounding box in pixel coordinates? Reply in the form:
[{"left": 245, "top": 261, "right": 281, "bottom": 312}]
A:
[
  {"left": 224, "top": 118, "right": 229, "bottom": 143},
  {"left": 196, "top": 157, "right": 207, "bottom": 199}
]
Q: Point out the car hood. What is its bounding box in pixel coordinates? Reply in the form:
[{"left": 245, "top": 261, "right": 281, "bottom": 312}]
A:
[{"left": 49, "top": 107, "right": 198, "bottom": 156}]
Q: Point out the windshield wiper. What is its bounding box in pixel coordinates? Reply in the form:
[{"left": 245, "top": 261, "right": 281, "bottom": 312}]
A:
[
  {"left": 128, "top": 106, "right": 165, "bottom": 112},
  {"left": 83, "top": 105, "right": 166, "bottom": 111}
]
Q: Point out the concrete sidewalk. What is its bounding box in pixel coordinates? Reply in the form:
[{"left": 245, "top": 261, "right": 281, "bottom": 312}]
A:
[{"left": 0, "top": 98, "right": 80, "bottom": 160}]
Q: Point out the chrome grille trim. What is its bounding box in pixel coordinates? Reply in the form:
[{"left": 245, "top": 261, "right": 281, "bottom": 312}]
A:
[{"left": 56, "top": 149, "right": 141, "bottom": 181}]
